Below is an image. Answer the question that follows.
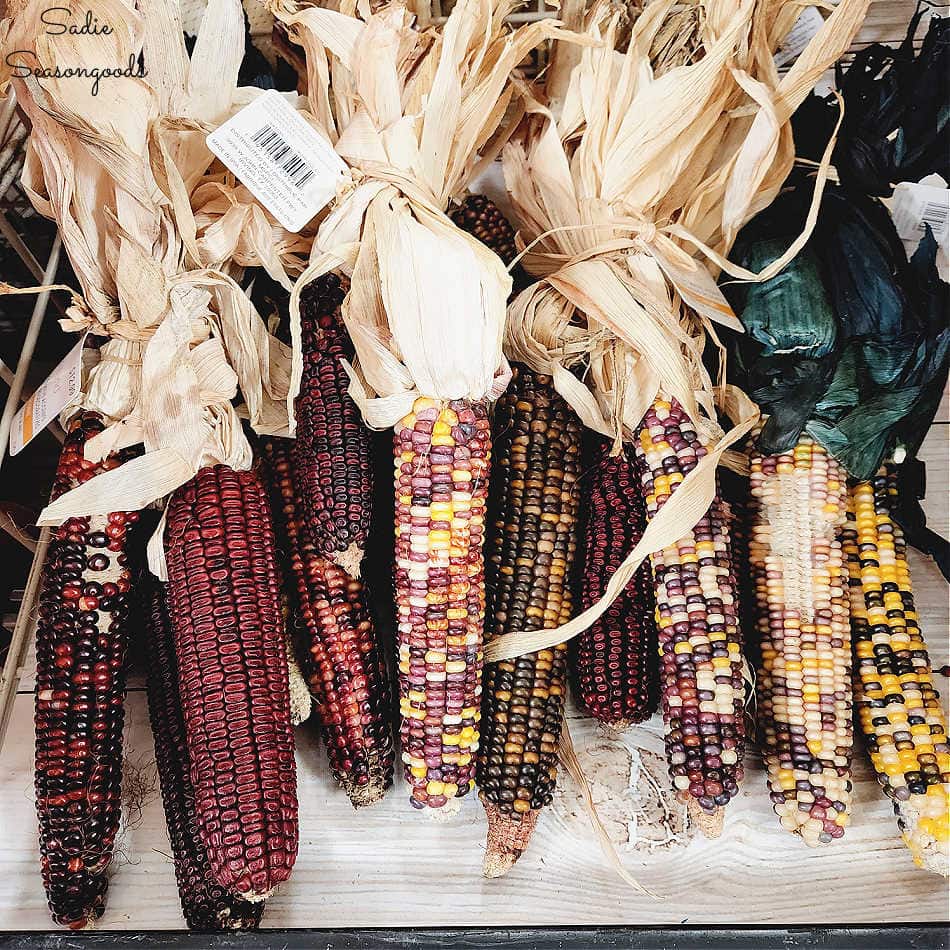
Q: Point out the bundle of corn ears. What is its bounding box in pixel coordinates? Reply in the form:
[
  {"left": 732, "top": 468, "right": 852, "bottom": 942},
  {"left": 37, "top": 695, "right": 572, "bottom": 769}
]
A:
[
  {"left": 484, "top": 0, "right": 872, "bottom": 837},
  {"left": 1, "top": 0, "right": 315, "bottom": 927},
  {"left": 265, "top": 0, "right": 584, "bottom": 815}
]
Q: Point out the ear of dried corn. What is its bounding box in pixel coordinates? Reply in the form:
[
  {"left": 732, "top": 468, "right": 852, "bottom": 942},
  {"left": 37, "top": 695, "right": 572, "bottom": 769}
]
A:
[
  {"left": 749, "top": 432, "right": 853, "bottom": 846},
  {"left": 395, "top": 398, "right": 492, "bottom": 810},
  {"left": 478, "top": 364, "right": 581, "bottom": 875},
  {"left": 292, "top": 274, "right": 372, "bottom": 576},
  {"left": 635, "top": 399, "right": 746, "bottom": 831},
  {"left": 261, "top": 437, "right": 394, "bottom": 807},
  {"left": 844, "top": 467, "right": 949, "bottom": 874},
  {"left": 575, "top": 436, "right": 658, "bottom": 729},
  {"left": 34, "top": 411, "right": 140, "bottom": 930},
  {"left": 142, "top": 576, "right": 265, "bottom": 931},
  {"left": 164, "top": 465, "right": 298, "bottom": 899}
]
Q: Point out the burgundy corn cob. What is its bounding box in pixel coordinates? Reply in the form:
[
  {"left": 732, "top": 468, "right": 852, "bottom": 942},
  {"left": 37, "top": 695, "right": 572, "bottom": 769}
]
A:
[
  {"left": 164, "top": 465, "right": 298, "bottom": 899},
  {"left": 142, "top": 577, "right": 264, "bottom": 931},
  {"left": 34, "top": 411, "right": 140, "bottom": 929},
  {"left": 635, "top": 397, "right": 746, "bottom": 832},
  {"left": 574, "top": 436, "right": 658, "bottom": 727},
  {"left": 293, "top": 274, "right": 372, "bottom": 575},
  {"left": 261, "top": 437, "right": 394, "bottom": 806}
]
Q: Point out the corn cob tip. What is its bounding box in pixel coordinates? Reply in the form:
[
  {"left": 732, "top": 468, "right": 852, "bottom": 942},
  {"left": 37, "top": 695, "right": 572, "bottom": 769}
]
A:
[
  {"left": 686, "top": 797, "right": 724, "bottom": 839},
  {"left": 424, "top": 797, "right": 463, "bottom": 821},
  {"left": 286, "top": 645, "right": 312, "bottom": 727},
  {"left": 896, "top": 799, "right": 950, "bottom": 877},
  {"left": 483, "top": 803, "right": 540, "bottom": 878},
  {"left": 342, "top": 765, "right": 391, "bottom": 809},
  {"left": 333, "top": 542, "right": 364, "bottom": 578}
]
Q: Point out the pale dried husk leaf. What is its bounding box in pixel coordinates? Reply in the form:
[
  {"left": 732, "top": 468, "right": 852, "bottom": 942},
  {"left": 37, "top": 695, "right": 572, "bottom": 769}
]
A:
[
  {"left": 2, "top": 0, "right": 303, "bottom": 550},
  {"left": 268, "top": 0, "right": 588, "bottom": 431}
]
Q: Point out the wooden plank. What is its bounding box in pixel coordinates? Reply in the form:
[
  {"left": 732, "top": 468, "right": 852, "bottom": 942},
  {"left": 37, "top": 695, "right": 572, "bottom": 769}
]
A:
[{"left": 0, "top": 682, "right": 947, "bottom": 931}]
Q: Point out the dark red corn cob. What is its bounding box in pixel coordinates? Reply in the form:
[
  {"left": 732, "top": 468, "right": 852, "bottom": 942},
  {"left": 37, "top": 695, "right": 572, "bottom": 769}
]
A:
[
  {"left": 261, "top": 437, "right": 394, "bottom": 807},
  {"left": 142, "top": 577, "right": 264, "bottom": 931},
  {"left": 164, "top": 465, "right": 298, "bottom": 899},
  {"left": 293, "top": 274, "right": 373, "bottom": 576},
  {"left": 34, "top": 411, "right": 141, "bottom": 929},
  {"left": 574, "top": 436, "right": 658, "bottom": 728}
]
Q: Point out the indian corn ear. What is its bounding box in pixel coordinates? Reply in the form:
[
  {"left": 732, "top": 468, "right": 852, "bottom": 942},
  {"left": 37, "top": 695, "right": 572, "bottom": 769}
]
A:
[
  {"left": 164, "top": 465, "right": 298, "bottom": 899},
  {"left": 448, "top": 194, "right": 518, "bottom": 271},
  {"left": 395, "top": 397, "right": 491, "bottom": 810},
  {"left": 635, "top": 398, "right": 745, "bottom": 833},
  {"left": 749, "top": 432, "right": 853, "bottom": 845},
  {"left": 292, "top": 273, "right": 372, "bottom": 575},
  {"left": 142, "top": 576, "right": 265, "bottom": 931},
  {"left": 575, "top": 436, "right": 658, "bottom": 728},
  {"left": 34, "top": 411, "right": 140, "bottom": 929},
  {"left": 261, "top": 437, "right": 394, "bottom": 807},
  {"left": 478, "top": 366, "right": 582, "bottom": 876},
  {"left": 844, "top": 467, "right": 949, "bottom": 874}
]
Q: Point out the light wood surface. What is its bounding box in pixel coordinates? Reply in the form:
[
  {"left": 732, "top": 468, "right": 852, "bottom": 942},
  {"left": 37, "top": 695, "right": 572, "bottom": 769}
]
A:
[{"left": 1, "top": 0, "right": 947, "bottom": 932}]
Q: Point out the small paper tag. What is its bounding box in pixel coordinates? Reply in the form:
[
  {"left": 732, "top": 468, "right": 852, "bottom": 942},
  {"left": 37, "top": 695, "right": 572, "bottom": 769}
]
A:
[
  {"left": 9, "top": 334, "right": 86, "bottom": 456},
  {"left": 775, "top": 6, "right": 825, "bottom": 67},
  {"left": 889, "top": 181, "right": 950, "bottom": 247},
  {"left": 207, "top": 90, "right": 349, "bottom": 233}
]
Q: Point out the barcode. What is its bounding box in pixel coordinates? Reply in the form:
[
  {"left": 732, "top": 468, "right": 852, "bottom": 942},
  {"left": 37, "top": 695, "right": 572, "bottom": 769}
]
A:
[
  {"left": 920, "top": 200, "right": 949, "bottom": 234},
  {"left": 250, "top": 124, "right": 315, "bottom": 189}
]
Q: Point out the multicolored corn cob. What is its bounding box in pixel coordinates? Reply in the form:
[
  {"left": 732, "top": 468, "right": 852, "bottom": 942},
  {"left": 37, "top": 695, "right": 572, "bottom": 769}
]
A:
[
  {"left": 34, "top": 411, "right": 140, "bottom": 929},
  {"left": 634, "top": 398, "right": 745, "bottom": 831},
  {"left": 748, "top": 432, "right": 853, "bottom": 846},
  {"left": 164, "top": 465, "right": 298, "bottom": 899},
  {"left": 292, "top": 273, "right": 372, "bottom": 576},
  {"left": 575, "top": 436, "right": 658, "bottom": 728},
  {"left": 394, "top": 397, "right": 491, "bottom": 810},
  {"left": 261, "top": 437, "right": 394, "bottom": 807},
  {"left": 478, "top": 366, "right": 581, "bottom": 875},
  {"left": 844, "top": 468, "right": 949, "bottom": 874},
  {"left": 142, "top": 577, "right": 264, "bottom": 931}
]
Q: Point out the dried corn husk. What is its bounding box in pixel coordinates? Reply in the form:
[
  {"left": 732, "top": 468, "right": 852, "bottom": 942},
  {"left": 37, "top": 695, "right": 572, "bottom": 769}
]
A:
[
  {"left": 1, "top": 0, "right": 308, "bottom": 569},
  {"left": 266, "top": 0, "right": 586, "bottom": 426},
  {"left": 483, "top": 0, "right": 870, "bottom": 662}
]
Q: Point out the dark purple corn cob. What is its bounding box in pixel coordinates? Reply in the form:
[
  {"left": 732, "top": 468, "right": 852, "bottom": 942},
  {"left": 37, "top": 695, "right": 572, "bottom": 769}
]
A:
[
  {"left": 142, "top": 576, "right": 264, "bottom": 931},
  {"left": 293, "top": 274, "right": 372, "bottom": 576},
  {"left": 34, "top": 411, "right": 141, "bottom": 929},
  {"left": 574, "top": 436, "right": 658, "bottom": 728},
  {"left": 261, "top": 437, "right": 394, "bottom": 807},
  {"left": 449, "top": 194, "right": 518, "bottom": 267},
  {"left": 164, "top": 465, "right": 298, "bottom": 900}
]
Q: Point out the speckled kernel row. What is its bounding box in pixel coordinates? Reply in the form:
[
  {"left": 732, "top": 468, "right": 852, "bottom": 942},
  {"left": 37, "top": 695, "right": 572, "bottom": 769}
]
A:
[
  {"left": 395, "top": 396, "right": 491, "bottom": 809},
  {"left": 843, "top": 468, "right": 949, "bottom": 875},
  {"left": 634, "top": 398, "right": 745, "bottom": 822},
  {"left": 750, "top": 433, "right": 853, "bottom": 846}
]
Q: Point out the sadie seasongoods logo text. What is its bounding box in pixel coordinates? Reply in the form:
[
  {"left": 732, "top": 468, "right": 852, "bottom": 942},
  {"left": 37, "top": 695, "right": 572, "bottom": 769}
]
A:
[{"left": 5, "top": 7, "right": 147, "bottom": 96}]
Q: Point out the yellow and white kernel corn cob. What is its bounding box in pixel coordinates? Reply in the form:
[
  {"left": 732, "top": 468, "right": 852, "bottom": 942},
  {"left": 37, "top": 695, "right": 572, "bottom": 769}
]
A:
[
  {"left": 845, "top": 468, "right": 949, "bottom": 875},
  {"left": 749, "top": 432, "right": 853, "bottom": 846}
]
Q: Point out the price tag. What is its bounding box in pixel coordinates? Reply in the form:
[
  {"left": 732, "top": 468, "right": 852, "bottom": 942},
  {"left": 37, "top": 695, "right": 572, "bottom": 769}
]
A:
[
  {"left": 207, "top": 90, "right": 349, "bottom": 233},
  {"left": 9, "top": 335, "right": 86, "bottom": 456},
  {"left": 889, "top": 181, "right": 950, "bottom": 248}
]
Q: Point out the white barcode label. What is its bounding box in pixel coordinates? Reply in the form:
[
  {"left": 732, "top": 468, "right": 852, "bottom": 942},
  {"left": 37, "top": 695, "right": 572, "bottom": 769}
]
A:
[
  {"left": 207, "top": 90, "right": 348, "bottom": 233},
  {"left": 9, "top": 335, "right": 86, "bottom": 457},
  {"left": 889, "top": 181, "right": 950, "bottom": 247}
]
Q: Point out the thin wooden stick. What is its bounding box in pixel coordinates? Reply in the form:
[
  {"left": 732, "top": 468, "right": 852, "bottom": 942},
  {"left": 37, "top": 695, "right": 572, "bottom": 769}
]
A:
[{"left": 0, "top": 526, "right": 50, "bottom": 752}]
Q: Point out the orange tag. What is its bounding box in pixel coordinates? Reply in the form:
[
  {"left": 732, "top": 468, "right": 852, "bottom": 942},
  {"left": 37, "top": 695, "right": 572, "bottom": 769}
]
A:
[{"left": 9, "top": 335, "right": 86, "bottom": 456}]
